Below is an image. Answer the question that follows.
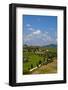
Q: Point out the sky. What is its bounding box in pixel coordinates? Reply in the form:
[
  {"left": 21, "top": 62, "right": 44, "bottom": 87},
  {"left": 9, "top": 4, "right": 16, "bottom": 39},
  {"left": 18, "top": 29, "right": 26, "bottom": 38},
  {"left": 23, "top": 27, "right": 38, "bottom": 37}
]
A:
[{"left": 23, "top": 15, "right": 57, "bottom": 46}]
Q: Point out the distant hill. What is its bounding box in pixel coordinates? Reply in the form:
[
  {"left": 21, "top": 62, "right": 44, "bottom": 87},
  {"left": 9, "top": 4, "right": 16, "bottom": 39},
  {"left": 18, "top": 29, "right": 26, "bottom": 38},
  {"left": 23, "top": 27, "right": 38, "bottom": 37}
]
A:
[
  {"left": 43, "top": 44, "right": 57, "bottom": 48},
  {"left": 24, "top": 44, "right": 57, "bottom": 48}
]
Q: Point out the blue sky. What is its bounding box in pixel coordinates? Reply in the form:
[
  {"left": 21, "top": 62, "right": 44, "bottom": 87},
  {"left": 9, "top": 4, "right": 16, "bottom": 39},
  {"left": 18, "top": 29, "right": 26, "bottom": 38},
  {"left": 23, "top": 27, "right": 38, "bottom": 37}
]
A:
[{"left": 23, "top": 15, "right": 57, "bottom": 46}]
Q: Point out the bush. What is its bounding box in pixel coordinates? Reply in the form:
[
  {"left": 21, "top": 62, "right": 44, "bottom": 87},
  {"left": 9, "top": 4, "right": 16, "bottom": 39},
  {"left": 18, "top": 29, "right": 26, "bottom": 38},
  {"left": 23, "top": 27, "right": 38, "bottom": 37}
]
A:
[
  {"left": 23, "top": 57, "right": 29, "bottom": 63},
  {"left": 23, "top": 70, "right": 31, "bottom": 74},
  {"left": 39, "top": 60, "right": 42, "bottom": 64},
  {"left": 36, "top": 64, "right": 39, "bottom": 67},
  {"left": 28, "top": 68, "right": 30, "bottom": 70},
  {"left": 31, "top": 64, "right": 33, "bottom": 69}
]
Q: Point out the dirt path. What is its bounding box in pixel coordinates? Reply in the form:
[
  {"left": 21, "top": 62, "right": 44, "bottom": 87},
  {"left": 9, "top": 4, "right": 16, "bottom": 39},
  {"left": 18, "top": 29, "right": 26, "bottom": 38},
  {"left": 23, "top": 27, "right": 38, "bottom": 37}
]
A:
[
  {"left": 31, "top": 60, "right": 57, "bottom": 74},
  {"left": 29, "top": 64, "right": 41, "bottom": 72}
]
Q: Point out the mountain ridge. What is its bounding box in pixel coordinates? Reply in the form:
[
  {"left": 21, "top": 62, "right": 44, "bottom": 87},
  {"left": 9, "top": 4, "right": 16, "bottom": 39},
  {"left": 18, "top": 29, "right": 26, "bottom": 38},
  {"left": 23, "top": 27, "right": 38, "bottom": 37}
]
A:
[{"left": 43, "top": 44, "right": 57, "bottom": 48}]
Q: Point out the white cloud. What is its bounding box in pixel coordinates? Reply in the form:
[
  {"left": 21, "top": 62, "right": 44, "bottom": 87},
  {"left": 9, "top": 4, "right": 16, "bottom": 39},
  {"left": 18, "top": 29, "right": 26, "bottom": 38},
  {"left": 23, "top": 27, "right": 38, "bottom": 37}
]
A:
[
  {"left": 24, "top": 30, "right": 49, "bottom": 42},
  {"left": 24, "top": 28, "right": 56, "bottom": 46},
  {"left": 24, "top": 34, "right": 32, "bottom": 41},
  {"left": 28, "top": 27, "right": 34, "bottom": 31},
  {"left": 47, "top": 36, "right": 52, "bottom": 41},
  {"left": 46, "top": 32, "right": 48, "bottom": 34},
  {"left": 24, "top": 30, "right": 41, "bottom": 42},
  {"left": 33, "top": 30, "right": 41, "bottom": 35},
  {"left": 26, "top": 24, "right": 31, "bottom": 27}
]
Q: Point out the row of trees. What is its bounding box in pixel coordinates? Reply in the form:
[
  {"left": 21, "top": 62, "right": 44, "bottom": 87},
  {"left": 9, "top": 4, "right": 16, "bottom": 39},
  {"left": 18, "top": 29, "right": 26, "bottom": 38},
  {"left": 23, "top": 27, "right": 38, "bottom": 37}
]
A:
[
  {"left": 24, "top": 45, "right": 39, "bottom": 53},
  {"left": 28, "top": 52, "right": 56, "bottom": 71}
]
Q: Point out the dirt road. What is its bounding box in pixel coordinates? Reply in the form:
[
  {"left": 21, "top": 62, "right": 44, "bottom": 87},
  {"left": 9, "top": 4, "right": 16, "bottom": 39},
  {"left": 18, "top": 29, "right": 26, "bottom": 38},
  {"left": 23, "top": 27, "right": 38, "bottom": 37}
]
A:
[{"left": 31, "top": 60, "right": 57, "bottom": 74}]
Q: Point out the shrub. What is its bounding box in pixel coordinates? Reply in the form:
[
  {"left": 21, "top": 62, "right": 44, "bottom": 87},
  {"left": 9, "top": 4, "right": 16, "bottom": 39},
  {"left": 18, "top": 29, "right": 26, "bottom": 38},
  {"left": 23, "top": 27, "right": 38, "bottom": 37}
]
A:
[
  {"left": 28, "top": 68, "right": 30, "bottom": 70},
  {"left": 23, "top": 70, "right": 31, "bottom": 74},
  {"left": 31, "top": 64, "right": 33, "bottom": 69},
  {"left": 39, "top": 60, "right": 42, "bottom": 64},
  {"left": 36, "top": 64, "right": 39, "bottom": 67}
]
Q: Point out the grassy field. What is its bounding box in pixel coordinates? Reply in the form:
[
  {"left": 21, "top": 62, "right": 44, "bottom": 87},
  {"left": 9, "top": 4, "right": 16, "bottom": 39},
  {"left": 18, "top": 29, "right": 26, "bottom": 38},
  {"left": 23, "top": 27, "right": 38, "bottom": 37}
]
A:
[
  {"left": 23, "top": 47, "right": 57, "bottom": 75},
  {"left": 23, "top": 52, "right": 43, "bottom": 71}
]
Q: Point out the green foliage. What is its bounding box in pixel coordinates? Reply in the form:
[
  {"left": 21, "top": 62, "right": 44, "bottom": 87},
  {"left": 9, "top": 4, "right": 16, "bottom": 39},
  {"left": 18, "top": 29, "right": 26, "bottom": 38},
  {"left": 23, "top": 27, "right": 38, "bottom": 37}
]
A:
[
  {"left": 39, "top": 60, "right": 42, "bottom": 64},
  {"left": 31, "top": 64, "right": 33, "bottom": 69},
  {"left": 23, "top": 47, "right": 57, "bottom": 74},
  {"left": 36, "top": 64, "right": 39, "bottom": 67},
  {"left": 23, "top": 70, "right": 31, "bottom": 74}
]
